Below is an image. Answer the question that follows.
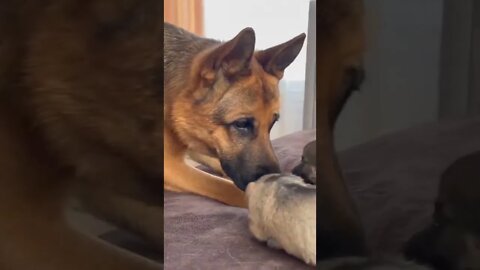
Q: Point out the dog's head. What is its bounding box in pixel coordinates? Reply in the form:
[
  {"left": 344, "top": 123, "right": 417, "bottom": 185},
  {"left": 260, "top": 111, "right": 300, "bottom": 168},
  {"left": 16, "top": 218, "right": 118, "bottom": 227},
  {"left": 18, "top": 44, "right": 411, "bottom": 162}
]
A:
[{"left": 170, "top": 28, "right": 305, "bottom": 190}]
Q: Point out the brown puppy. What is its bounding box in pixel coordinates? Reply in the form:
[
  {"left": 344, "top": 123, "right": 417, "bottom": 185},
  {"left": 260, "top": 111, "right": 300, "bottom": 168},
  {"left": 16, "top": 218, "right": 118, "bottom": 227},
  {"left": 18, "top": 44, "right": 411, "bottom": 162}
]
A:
[{"left": 292, "top": 140, "right": 317, "bottom": 184}]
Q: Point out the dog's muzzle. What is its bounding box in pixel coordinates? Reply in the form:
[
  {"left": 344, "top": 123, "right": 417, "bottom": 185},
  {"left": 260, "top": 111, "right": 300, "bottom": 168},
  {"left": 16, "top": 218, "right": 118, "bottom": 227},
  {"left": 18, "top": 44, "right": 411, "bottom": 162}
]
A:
[{"left": 222, "top": 161, "right": 281, "bottom": 191}]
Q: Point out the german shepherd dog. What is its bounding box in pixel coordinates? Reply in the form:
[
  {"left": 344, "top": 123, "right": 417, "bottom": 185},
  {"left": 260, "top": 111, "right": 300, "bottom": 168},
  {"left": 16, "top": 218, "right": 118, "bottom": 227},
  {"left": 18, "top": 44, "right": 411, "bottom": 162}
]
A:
[
  {"left": 164, "top": 23, "right": 305, "bottom": 206},
  {"left": 0, "top": 0, "right": 305, "bottom": 269}
]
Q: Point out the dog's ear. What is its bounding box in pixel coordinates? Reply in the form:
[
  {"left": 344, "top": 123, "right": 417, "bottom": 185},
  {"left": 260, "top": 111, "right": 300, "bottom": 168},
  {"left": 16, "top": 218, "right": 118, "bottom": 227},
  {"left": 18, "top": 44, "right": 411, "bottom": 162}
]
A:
[
  {"left": 255, "top": 33, "right": 306, "bottom": 79},
  {"left": 201, "top": 27, "right": 256, "bottom": 81}
]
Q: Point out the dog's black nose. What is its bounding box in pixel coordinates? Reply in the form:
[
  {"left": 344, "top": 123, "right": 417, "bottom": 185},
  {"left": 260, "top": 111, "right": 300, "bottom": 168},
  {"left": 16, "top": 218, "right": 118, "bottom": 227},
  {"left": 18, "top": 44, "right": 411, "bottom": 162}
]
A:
[
  {"left": 224, "top": 160, "right": 281, "bottom": 191},
  {"left": 252, "top": 163, "right": 281, "bottom": 182}
]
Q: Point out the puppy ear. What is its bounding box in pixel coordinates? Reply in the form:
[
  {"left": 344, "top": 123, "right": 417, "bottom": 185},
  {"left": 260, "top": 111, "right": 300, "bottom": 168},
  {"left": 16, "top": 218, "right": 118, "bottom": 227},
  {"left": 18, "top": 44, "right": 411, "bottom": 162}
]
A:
[
  {"left": 255, "top": 33, "right": 306, "bottom": 79},
  {"left": 201, "top": 27, "right": 256, "bottom": 81}
]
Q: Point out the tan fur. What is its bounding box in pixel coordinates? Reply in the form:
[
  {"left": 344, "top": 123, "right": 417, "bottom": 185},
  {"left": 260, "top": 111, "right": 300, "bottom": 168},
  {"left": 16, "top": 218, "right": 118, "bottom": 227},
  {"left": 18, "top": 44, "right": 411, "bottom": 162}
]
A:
[{"left": 246, "top": 174, "right": 316, "bottom": 265}]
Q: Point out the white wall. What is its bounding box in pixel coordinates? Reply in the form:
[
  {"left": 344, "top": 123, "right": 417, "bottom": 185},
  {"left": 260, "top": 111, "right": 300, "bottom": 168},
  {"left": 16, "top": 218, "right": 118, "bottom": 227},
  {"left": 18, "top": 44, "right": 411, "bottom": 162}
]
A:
[{"left": 203, "top": 0, "right": 311, "bottom": 139}]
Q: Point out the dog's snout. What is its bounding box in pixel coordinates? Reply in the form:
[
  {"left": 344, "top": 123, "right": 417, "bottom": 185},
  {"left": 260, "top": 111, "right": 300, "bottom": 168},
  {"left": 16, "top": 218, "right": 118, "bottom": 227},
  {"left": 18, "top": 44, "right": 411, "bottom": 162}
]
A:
[
  {"left": 252, "top": 163, "right": 281, "bottom": 181},
  {"left": 221, "top": 152, "right": 280, "bottom": 191}
]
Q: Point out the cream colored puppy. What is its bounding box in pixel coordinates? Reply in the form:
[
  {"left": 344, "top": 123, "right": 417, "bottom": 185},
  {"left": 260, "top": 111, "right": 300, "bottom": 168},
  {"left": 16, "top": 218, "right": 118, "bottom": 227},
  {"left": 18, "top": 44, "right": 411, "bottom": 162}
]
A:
[{"left": 246, "top": 173, "right": 316, "bottom": 265}]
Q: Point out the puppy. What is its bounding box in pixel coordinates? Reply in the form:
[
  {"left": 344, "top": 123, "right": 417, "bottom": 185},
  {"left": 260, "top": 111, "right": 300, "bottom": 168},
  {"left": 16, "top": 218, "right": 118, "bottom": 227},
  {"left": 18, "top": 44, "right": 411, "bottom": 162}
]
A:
[
  {"left": 246, "top": 173, "right": 316, "bottom": 265},
  {"left": 292, "top": 140, "right": 316, "bottom": 184}
]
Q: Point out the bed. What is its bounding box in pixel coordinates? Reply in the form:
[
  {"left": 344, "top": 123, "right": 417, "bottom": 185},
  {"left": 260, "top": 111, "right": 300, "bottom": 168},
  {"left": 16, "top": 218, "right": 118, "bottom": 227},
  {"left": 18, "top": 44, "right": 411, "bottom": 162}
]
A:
[{"left": 97, "top": 116, "right": 480, "bottom": 269}]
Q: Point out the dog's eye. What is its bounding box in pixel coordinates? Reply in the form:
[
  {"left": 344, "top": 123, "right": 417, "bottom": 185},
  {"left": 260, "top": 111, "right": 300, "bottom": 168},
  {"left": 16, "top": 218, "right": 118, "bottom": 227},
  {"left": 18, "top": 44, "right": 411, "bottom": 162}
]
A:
[{"left": 232, "top": 118, "right": 254, "bottom": 132}]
